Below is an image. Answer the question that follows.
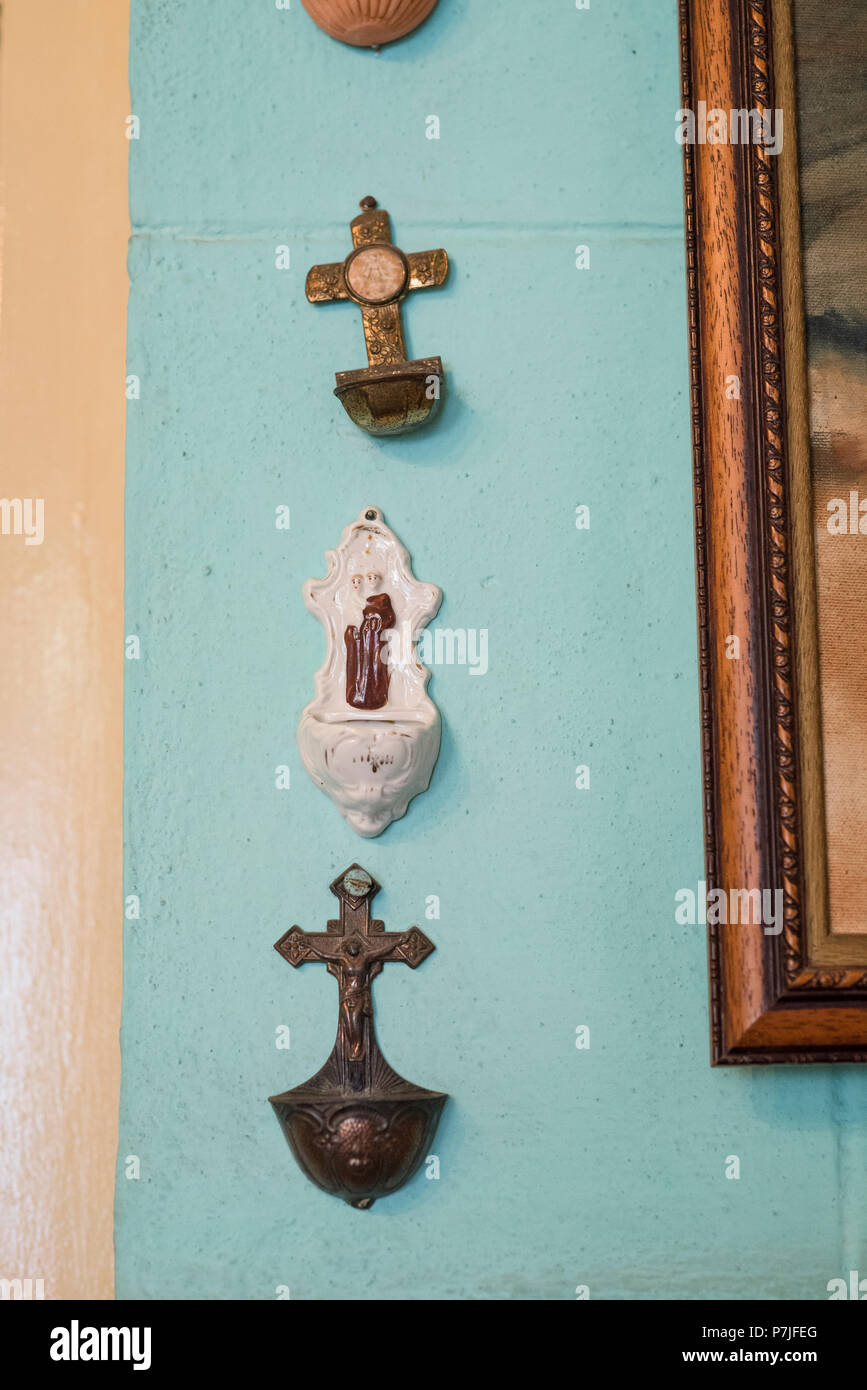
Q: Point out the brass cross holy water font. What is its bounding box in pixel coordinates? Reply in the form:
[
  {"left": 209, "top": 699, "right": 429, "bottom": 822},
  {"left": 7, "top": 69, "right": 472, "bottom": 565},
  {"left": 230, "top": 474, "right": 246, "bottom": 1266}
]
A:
[
  {"left": 306, "top": 198, "right": 449, "bottom": 436},
  {"left": 269, "top": 865, "right": 446, "bottom": 1208}
]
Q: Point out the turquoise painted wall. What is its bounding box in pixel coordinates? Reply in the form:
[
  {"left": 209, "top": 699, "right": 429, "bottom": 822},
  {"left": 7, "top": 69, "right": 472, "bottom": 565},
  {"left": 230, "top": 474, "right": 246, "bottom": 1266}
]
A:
[{"left": 118, "top": 0, "right": 866, "bottom": 1299}]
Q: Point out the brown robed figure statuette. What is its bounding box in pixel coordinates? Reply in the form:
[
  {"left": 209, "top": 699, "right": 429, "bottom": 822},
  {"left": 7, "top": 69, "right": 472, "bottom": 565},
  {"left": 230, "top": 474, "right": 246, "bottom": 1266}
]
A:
[
  {"left": 269, "top": 866, "right": 446, "bottom": 1208},
  {"left": 306, "top": 197, "right": 449, "bottom": 436},
  {"left": 345, "top": 590, "right": 395, "bottom": 710}
]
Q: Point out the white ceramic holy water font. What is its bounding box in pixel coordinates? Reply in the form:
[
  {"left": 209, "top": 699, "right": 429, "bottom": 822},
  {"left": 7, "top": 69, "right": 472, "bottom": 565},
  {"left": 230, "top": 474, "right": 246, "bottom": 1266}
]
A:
[{"left": 298, "top": 507, "right": 442, "bottom": 837}]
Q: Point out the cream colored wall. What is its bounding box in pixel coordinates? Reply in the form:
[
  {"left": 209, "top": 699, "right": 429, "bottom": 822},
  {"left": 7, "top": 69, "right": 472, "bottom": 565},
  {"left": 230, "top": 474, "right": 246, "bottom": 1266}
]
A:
[{"left": 0, "top": 0, "right": 128, "bottom": 1300}]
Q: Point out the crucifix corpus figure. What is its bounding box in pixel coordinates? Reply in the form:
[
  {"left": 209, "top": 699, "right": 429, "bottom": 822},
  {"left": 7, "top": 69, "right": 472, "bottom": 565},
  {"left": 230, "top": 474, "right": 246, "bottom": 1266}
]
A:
[{"left": 274, "top": 865, "right": 435, "bottom": 1090}]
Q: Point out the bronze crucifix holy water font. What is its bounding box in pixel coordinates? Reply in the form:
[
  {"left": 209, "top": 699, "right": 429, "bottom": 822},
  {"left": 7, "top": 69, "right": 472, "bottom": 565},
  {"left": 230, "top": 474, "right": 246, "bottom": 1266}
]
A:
[
  {"left": 269, "top": 865, "right": 446, "bottom": 1208},
  {"left": 306, "top": 198, "right": 449, "bottom": 436}
]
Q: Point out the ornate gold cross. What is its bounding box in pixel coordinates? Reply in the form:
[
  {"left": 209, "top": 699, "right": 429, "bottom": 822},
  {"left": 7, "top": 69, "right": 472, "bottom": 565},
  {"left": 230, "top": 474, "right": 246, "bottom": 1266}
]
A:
[{"left": 305, "top": 198, "right": 449, "bottom": 436}]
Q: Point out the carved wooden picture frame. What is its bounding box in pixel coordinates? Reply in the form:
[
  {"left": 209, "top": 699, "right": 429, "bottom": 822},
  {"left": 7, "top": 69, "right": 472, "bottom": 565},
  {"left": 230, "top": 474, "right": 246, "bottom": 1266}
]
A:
[{"left": 680, "top": 0, "right": 867, "bottom": 1061}]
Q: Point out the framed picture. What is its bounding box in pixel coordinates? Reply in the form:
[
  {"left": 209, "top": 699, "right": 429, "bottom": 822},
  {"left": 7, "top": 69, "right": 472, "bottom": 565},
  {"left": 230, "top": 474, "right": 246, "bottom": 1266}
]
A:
[{"left": 680, "top": 0, "right": 867, "bottom": 1060}]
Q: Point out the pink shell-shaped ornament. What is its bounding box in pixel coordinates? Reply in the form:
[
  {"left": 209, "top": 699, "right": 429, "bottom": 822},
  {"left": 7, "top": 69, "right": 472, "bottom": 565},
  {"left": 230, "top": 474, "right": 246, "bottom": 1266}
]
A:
[{"left": 300, "top": 0, "right": 439, "bottom": 48}]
